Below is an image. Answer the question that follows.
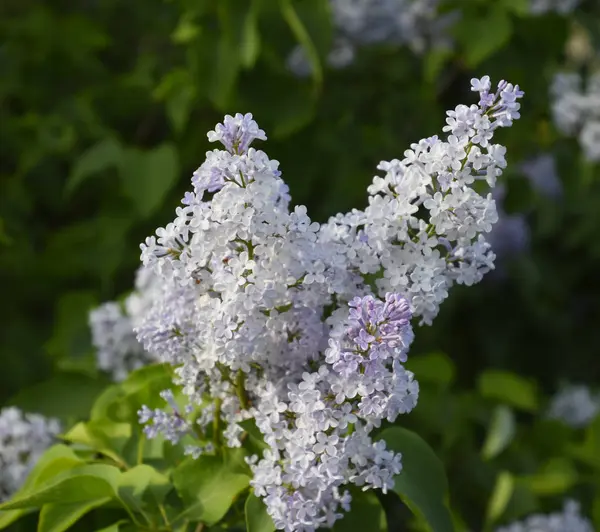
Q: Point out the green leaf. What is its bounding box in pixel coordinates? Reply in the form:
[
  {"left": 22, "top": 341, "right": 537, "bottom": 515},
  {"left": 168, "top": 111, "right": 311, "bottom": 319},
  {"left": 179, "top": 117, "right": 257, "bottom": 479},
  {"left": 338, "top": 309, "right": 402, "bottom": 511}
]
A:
[
  {"left": 571, "top": 414, "right": 600, "bottom": 469},
  {"left": 66, "top": 138, "right": 122, "bottom": 195},
  {"left": 117, "top": 465, "right": 171, "bottom": 514},
  {"left": 94, "top": 521, "right": 128, "bottom": 532},
  {"left": 245, "top": 492, "right": 275, "bottom": 532},
  {"left": 62, "top": 421, "right": 132, "bottom": 466},
  {"left": 406, "top": 352, "right": 455, "bottom": 387},
  {"left": 0, "top": 465, "right": 120, "bottom": 511},
  {"left": 279, "top": 0, "right": 323, "bottom": 86},
  {"left": 119, "top": 144, "right": 179, "bottom": 218},
  {"left": 484, "top": 471, "right": 514, "bottom": 526},
  {"left": 482, "top": 406, "right": 516, "bottom": 460},
  {"left": 454, "top": 7, "right": 512, "bottom": 67},
  {"left": 45, "top": 291, "right": 97, "bottom": 361},
  {"left": 38, "top": 498, "right": 111, "bottom": 532},
  {"left": 172, "top": 454, "right": 250, "bottom": 525},
  {"left": 0, "top": 445, "right": 84, "bottom": 529},
  {"left": 377, "top": 427, "right": 454, "bottom": 532},
  {"left": 7, "top": 372, "right": 110, "bottom": 424},
  {"left": 477, "top": 370, "right": 539, "bottom": 412},
  {"left": 333, "top": 489, "right": 387, "bottom": 532}
]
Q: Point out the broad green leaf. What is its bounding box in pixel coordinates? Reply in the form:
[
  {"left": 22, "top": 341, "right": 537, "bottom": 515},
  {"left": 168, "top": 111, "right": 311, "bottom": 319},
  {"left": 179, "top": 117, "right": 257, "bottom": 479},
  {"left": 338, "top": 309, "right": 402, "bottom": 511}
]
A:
[
  {"left": 484, "top": 472, "right": 514, "bottom": 526},
  {"left": 245, "top": 492, "right": 275, "bottom": 532},
  {"left": 91, "top": 364, "right": 173, "bottom": 424},
  {"left": 119, "top": 144, "right": 179, "bottom": 218},
  {"left": 333, "top": 489, "right": 387, "bottom": 532},
  {"left": 482, "top": 406, "right": 516, "bottom": 460},
  {"left": 117, "top": 464, "right": 171, "bottom": 514},
  {"left": 454, "top": 7, "right": 512, "bottom": 67},
  {"left": 477, "top": 370, "right": 539, "bottom": 412},
  {"left": 8, "top": 372, "right": 110, "bottom": 424},
  {"left": 62, "top": 421, "right": 131, "bottom": 466},
  {"left": 66, "top": 138, "right": 122, "bottom": 195},
  {"left": 377, "top": 427, "right": 454, "bottom": 532},
  {"left": 0, "top": 446, "right": 84, "bottom": 529},
  {"left": 406, "top": 352, "right": 455, "bottom": 386},
  {"left": 172, "top": 454, "right": 250, "bottom": 524},
  {"left": 45, "top": 291, "right": 97, "bottom": 361},
  {"left": 94, "top": 521, "right": 128, "bottom": 532},
  {"left": 0, "top": 465, "right": 120, "bottom": 511},
  {"left": 38, "top": 498, "right": 111, "bottom": 532}
]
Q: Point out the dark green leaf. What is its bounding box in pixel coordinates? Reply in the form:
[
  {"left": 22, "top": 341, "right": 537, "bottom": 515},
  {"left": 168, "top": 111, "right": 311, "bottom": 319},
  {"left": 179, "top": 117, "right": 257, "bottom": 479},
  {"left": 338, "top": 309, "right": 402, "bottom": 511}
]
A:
[
  {"left": 406, "top": 352, "right": 456, "bottom": 387},
  {"left": 37, "top": 498, "right": 111, "bottom": 532},
  {"left": 0, "top": 465, "right": 120, "bottom": 511},
  {"left": 332, "top": 489, "right": 387, "bottom": 532},
  {"left": 477, "top": 370, "right": 539, "bottom": 412},
  {"left": 172, "top": 455, "right": 250, "bottom": 524},
  {"left": 66, "top": 138, "right": 122, "bottom": 195},
  {"left": 119, "top": 144, "right": 179, "bottom": 218},
  {"left": 377, "top": 427, "right": 454, "bottom": 532},
  {"left": 245, "top": 492, "right": 275, "bottom": 532}
]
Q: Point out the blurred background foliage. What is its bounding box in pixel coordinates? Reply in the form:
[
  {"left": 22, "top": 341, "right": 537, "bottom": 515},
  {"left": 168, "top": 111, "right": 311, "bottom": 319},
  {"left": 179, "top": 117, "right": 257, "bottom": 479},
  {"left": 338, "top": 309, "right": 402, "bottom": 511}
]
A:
[{"left": 1, "top": 0, "right": 600, "bottom": 530}]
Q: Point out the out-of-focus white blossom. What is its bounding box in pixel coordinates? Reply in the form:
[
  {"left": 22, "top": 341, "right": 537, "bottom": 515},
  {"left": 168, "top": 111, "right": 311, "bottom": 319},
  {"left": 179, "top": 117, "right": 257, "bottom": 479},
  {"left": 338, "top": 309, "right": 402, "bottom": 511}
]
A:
[
  {"left": 287, "top": 0, "right": 457, "bottom": 76},
  {"left": 89, "top": 267, "right": 161, "bottom": 381},
  {"left": 496, "top": 500, "right": 594, "bottom": 532},
  {"left": 529, "top": 0, "right": 582, "bottom": 15},
  {"left": 547, "top": 384, "right": 600, "bottom": 428},
  {"left": 551, "top": 71, "right": 600, "bottom": 162},
  {"left": 0, "top": 407, "right": 60, "bottom": 501}
]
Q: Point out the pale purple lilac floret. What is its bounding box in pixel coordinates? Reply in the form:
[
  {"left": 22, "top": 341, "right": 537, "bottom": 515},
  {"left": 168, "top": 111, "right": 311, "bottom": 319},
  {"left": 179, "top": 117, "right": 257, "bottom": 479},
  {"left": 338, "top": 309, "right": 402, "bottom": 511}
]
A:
[
  {"left": 128, "top": 77, "right": 523, "bottom": 531},
  {"left": 0, "top": 408, "right": 61, "bottom": 501}
]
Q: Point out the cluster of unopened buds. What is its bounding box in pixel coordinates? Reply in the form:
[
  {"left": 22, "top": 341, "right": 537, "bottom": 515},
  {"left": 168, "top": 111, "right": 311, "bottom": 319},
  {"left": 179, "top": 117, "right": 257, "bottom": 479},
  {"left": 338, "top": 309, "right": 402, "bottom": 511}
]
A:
[{"left": 87, "top": 76, "right": 524, "bottom": 530}]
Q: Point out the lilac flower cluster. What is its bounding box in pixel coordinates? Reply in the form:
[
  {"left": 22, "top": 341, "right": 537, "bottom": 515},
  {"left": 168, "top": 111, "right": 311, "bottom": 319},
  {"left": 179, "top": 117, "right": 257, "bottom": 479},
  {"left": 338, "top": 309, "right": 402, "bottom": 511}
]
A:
[
  {"left": 529, "top": 0, "right": 582, "bottom": 14},
  {"left": 496, "top": 499, "right": 594, "bottom": 532},
  {"left": 128, "top": 77, "right": 523, "bottom": 531},
  {"left": 551, "top": 71, "right": 600, "bottom": 162},
  {"left": 0, "top": 407, "right": 61, "bottom": 501},
  {"left": 287, "top": 0, "right": 457, "bottom": 76},
  {"left": 547, "top": 384, "right": 600, "bottom": 429},
  {"left": 89, "top": 267, "right": 160, "bottom": 381}
]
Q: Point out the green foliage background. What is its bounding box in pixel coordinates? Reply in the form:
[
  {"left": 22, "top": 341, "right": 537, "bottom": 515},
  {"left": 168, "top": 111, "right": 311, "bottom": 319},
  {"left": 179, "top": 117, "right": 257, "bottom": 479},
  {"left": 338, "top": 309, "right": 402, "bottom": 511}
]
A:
[{"left": 1, "top": 0, "right": 600, "bottom": 530}]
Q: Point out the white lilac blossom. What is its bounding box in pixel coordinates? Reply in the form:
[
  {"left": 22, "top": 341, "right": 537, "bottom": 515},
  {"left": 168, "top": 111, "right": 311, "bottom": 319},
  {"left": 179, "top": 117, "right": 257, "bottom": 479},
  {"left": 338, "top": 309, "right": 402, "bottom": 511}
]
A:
[
  {"left": 321, "top": 76, "right": 524, "bottom": 324},
  {"left": 0, "top": 407, "right": 61, "bottom": 501},
  {"left": 89, "top": 267, "right": 161, "bottom": 381},
  {"left": 495, "top": 500, "right": 594, "bottom": 532},
  {"left": 547, "top": 384, "right": 600, "bottom": 428},
  {"left": 529, "top": 0, "right": 582, "bottom": 14},
  {"left": 287, "top": 0, "right": 457, "bottom": 76},
  {"left": 551, "top": 71, "right": 600, "bottom": 162},
  {"left": 135, "top": 79, "right": 522, "bottom": 531}
]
